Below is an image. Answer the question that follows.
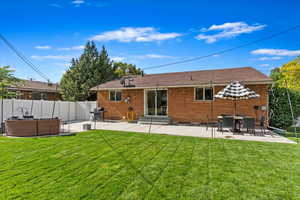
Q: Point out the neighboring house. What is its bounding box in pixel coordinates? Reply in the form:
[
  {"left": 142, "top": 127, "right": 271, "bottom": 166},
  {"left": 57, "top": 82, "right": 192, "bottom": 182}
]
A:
[
  {"left": 91, "top": 67, "right": 273, "bottom": 124},
  {"left": 8, "top": 79, "right": 60, "bottom": 101}
]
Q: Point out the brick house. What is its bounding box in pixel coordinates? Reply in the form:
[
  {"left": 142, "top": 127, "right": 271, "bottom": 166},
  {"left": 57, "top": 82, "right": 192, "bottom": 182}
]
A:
[
  {"left": 8, "top": 79, "right": 60, "bottom": 101},
  {"left": 91, "top": 67, "right": 273, "bottom": 124}
]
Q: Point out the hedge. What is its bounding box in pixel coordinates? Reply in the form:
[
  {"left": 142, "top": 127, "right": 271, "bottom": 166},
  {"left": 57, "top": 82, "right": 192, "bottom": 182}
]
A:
[
  {"left": 269, "top": 86, "right": 300, "bottom": 129},
  {"left": 287, "top": 126, "right": 300, "bottom": 133}
]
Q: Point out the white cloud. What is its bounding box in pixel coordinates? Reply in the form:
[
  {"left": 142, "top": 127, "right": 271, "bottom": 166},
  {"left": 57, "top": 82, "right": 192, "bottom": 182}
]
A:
[
  {"left": 143, "top": 54, "right": 174, "bottom": 59},
  {"left": 50, "top": 4, "right": 63, "bottom": 8},
  {"left": 35, "top": 45, "right": 51, "bottom": 50},
  {"left": 251, "top": 49, "right": 300, "bottom": 56},
  {"left": 111, "top": 57, "right": 125, "bottom": 62},
  {"left": 256, "top": 56, "right": 283, "bottom": 61},
  {"left": 134, "top": 54, "right": 176, "bottom": 60},
  {"left": 72, "top": 0, "right": 85, "bottom": 6},
  {"left": 196, "top": 22, "right": 266, "bottom": 43},
  {"left": 31, "top": 55, "right": 73, "bottom": 60},
  {"left": 58, "top": 45, "right": 84, "bottom": 51},
  {"left": 91, "top": 27, "right": 181, "bottom": 42},
  {"left": 259, "top": 64, "right": 270, "bottom": 67}
]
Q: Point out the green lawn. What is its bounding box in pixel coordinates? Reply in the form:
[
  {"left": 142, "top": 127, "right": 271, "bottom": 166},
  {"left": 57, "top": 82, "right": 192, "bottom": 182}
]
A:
[{"left": 0, "top": 130, "right": 300, "bottom": 200}]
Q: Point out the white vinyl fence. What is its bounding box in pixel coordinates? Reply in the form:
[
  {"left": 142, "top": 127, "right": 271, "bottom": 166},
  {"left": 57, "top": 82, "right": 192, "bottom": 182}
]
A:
[{"left": 0, "top": 99, "right": 97, "bottom": 124}]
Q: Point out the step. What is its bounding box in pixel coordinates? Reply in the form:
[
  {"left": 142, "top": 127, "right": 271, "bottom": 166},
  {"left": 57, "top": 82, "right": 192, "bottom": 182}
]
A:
[{"left": 138, "top": 116, "right": 172, "bottom": 125}]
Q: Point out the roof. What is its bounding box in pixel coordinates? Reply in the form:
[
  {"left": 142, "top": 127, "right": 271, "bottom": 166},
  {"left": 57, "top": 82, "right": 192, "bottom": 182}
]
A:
[
  {"left": 8, "top": 79, "right": 59, "bottom": 92},
  {"left": 91, "top": 67, "right": 273, "bottom": 90}
]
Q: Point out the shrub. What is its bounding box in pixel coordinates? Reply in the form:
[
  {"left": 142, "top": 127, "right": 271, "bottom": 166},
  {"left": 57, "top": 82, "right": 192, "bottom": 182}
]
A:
[
  {"left": 287, "top": 126, "right": 300, "bottom": 133},
  {"left": 269, "top": 86, "right": 300, "bottom": 129}
]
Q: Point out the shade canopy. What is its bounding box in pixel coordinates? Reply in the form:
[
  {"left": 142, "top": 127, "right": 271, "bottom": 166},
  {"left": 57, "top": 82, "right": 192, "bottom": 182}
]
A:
[{"left": 215, "top": 81, "right": 260, "bottom": 100}]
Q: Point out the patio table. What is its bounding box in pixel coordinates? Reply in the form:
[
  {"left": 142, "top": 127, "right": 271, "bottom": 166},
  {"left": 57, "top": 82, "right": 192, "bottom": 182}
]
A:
[{"left": 218, "top": 115, "right": 244, "bottom": 132}]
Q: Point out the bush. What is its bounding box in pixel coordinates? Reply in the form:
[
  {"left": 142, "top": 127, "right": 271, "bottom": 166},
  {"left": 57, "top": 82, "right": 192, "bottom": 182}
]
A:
[
  {"left": 269, "top": 86, "right": 300, "bottom": 129},
  {"left": 287, "top": 126, "right": 300, "bottom": 133}
]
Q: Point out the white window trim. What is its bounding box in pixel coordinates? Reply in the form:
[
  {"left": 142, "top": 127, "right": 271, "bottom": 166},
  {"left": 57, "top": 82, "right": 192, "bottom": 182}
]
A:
[
  {"left": 194, "top": 87, "right": 214, "bottom": 101},
  {"left": 109, "top": 90, "right": 122, "bottom": 102}
]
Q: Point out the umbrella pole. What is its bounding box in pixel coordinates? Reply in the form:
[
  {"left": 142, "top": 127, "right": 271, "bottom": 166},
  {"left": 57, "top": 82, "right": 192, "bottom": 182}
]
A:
[
  {"left": 234, "top": 100, "right": 237, "bottom": 116},
  {"left": 234, "top": 100, "right": 237, "bottom": 132}
]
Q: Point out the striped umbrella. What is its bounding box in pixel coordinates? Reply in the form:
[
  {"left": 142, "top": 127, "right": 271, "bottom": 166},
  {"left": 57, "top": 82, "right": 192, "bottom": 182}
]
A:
[{"left": 215, "top": 81, "right": 260, "bottom": 115}]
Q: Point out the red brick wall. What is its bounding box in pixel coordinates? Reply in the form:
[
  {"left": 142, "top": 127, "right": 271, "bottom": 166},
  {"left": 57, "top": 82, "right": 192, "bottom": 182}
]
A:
[
  {"left": 98, "top": 89, "right": 144, "bottom": 120},
  {"left": 98, "top": 84, "right": 269, "bottom": 123},
  {"left": 168, "top": 85, "right": 269, "bottom": 123}
]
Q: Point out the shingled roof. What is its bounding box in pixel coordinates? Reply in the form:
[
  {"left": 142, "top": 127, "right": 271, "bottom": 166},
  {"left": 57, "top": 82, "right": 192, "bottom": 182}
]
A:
[
  {"left": 91, "top": 67, "right": 272, "bottom": 90},
  {"left": 9, "top": 79, "right": 59, "bottom": 92}
]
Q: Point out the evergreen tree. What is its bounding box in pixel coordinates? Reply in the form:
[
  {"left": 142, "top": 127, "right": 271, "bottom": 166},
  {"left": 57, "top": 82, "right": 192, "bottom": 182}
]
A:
[
  {"left": 60, "top": 41, "right": 114, "bottom": 101},
  {"left": 60, "top": 41, "right": 143, "bottom": 101}
]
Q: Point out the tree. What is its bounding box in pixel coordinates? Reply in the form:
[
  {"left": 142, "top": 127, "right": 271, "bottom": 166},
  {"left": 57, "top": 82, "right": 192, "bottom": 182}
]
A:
[
  {"left": 60, "top": 41, "right": 143, "bottom": 101},
  {"left": 269, "top": 57, "right": 300, "bottom": 129},
  {"left": 0, "top": 66, "right": 21, "bottom": 99},
  {"left": 271, "top": 57, "right": 300, "bottom": 91},
  {"left": 269, "top": 86, "right": 300, "bottom": 129},
  {"left": 113, "top": 62, "right": 143, "bottom": 78},
  {"left": 60, "top": 42, "right": 115, "bottom": 101},
  {"left": 59, "top": 59, "right": 80, "bottom": 101}
]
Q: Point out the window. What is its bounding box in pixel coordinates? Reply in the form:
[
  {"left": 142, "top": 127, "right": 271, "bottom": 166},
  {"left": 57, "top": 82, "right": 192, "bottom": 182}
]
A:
[
  {"left": 31, "top": 92, "right": 48, "bottom": 100},
  {"left": 195, "top": 87, "right": 213, "bottom": 101},
  {"left": 32, "top": 92, "right": 41, "bottom": 100},
  {"left": 109, "top": 91, "right": 122, "bottom": 101}
]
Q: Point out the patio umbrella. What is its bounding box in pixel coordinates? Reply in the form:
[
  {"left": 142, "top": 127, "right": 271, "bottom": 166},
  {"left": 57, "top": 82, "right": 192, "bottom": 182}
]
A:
[{"left": 214, "top": 81, "right": 260, "bottom": 115}]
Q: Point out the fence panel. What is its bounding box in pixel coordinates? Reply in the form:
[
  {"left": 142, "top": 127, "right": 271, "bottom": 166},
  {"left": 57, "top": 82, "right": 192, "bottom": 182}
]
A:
[
  {"left": 70, "top": 102, "right": 76, "bottom": 121},
  {"left": 0, "top": 99, "right": 97, "bottom": 128},
  {"left": 76, "top": 101, "right": 96, "bottom": 121}
]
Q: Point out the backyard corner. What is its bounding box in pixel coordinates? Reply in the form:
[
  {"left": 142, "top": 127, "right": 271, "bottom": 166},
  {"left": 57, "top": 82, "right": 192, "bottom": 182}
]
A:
[{"left": 1, "top": 130, "right": 300, "bottom": 200}]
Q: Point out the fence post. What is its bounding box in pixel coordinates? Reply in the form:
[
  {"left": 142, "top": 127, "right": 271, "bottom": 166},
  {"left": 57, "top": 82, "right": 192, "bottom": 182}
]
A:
[
  {"left": 85, "top": 101, "right": 88, "bottom": 120},
  {"left": 40, "top": 99, "right": 43, "bottom": 119},
  {"left": 58, "top": 100, "right": 61, "bottom": 120},
  {"left": 11, "top": 98, "right": 14, "bottom": 117}
]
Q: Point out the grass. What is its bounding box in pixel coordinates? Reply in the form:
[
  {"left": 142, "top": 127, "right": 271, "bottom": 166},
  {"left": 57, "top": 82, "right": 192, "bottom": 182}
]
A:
[{"left": 0, "top": 130, "right": 300, "bottom": 200}]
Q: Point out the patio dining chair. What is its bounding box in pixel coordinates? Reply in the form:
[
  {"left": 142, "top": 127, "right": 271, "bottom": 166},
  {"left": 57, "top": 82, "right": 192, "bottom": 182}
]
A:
[
  {"left": 242, "top": 117, "right": 255, "bottom": 135},
  {"left": 220, "top": 116, "right": 234, "bottom": 134},
  {"left": 256, "top": 116, "right": 267, "bottom": 136}
]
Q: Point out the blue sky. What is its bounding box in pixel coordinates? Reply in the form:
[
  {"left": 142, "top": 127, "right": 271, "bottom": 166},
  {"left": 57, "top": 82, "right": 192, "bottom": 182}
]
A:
[{"left": 1, "top": 0, "right": 300, "bottom": 82}]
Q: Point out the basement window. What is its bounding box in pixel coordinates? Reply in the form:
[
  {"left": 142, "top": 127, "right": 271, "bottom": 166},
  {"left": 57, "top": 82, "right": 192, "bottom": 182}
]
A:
[
  {"left": 195, "top": 87, "right": 213, "bottom": 101},
  {"left": 109, "top": 90, "right": 122, "bottom": 101}
]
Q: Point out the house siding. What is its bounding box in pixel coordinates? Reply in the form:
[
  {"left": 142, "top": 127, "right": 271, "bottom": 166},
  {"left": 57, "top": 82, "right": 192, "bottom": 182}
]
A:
[{"left": 97, "top": 84, "right": 269, "bottom": 123}]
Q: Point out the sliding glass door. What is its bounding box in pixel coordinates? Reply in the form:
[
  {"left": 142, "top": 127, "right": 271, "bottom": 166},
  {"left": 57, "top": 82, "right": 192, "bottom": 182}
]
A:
[
  {"left": 146, "top": 89, "right": 168, "bottom": 116},
  {"left": 147, "top": 90, "right": 156, "bottom": 115}
]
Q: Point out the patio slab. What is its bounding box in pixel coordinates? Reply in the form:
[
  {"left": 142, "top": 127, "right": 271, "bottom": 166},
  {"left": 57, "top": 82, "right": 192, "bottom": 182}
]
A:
[{"left": 63, "top": 121, "right": 296, "bottom": 144}]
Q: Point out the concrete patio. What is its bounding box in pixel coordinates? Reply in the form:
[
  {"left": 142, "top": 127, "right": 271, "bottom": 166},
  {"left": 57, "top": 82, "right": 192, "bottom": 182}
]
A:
[{"left": 61, "top": 121, "right": 296, "bottom": 144}]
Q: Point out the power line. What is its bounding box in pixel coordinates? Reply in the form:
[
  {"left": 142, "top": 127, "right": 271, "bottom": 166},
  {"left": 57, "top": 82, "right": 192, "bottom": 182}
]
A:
[
  {"left": 0, "top": 34, "right": 50, "bottom": 82},
  {"left": 143, "top": 24, "right": 300, "bottom": 71}
]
